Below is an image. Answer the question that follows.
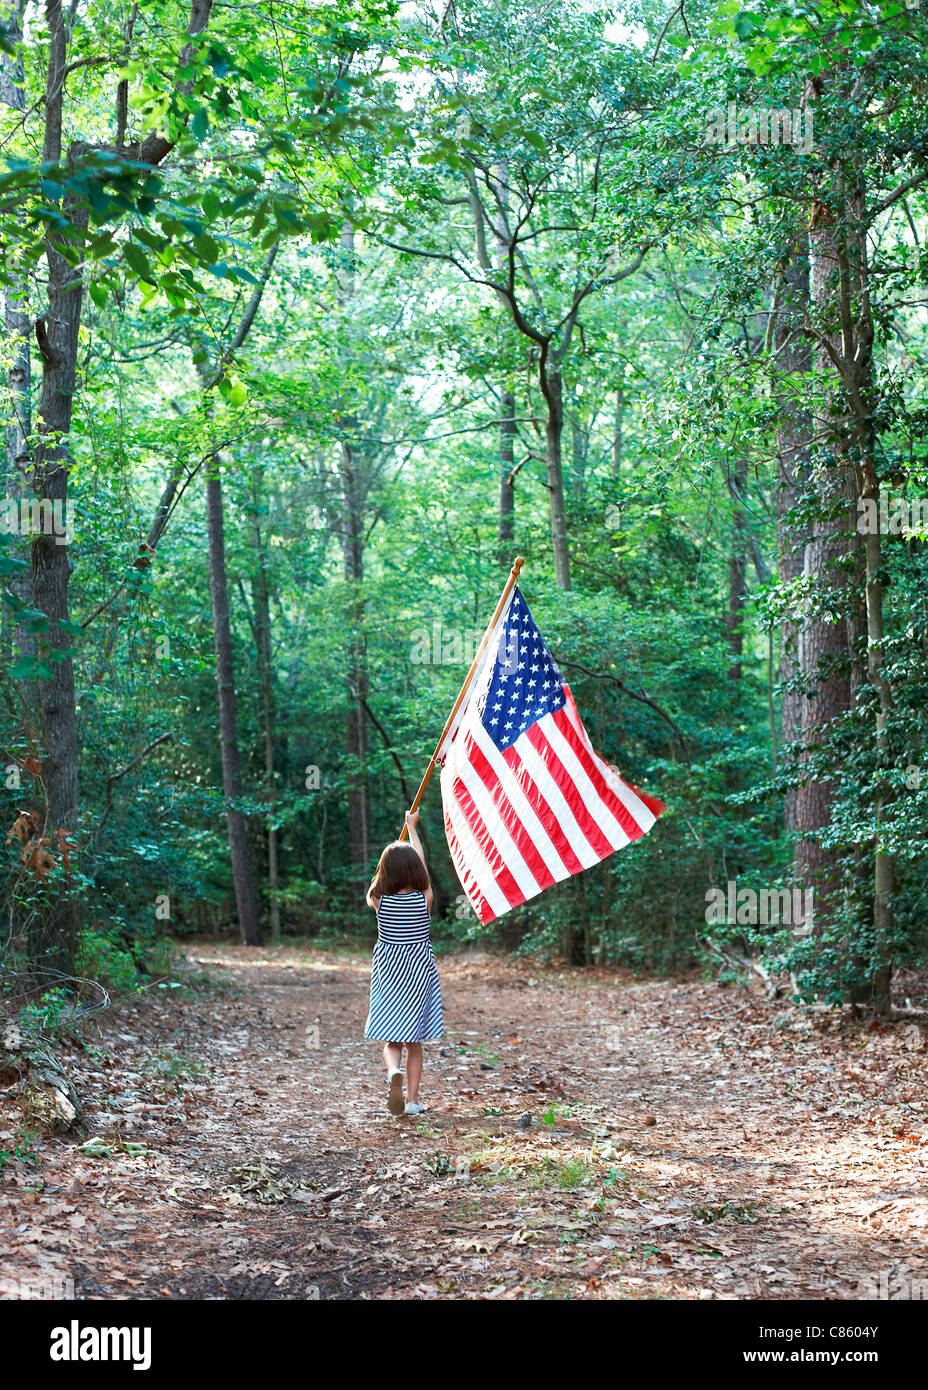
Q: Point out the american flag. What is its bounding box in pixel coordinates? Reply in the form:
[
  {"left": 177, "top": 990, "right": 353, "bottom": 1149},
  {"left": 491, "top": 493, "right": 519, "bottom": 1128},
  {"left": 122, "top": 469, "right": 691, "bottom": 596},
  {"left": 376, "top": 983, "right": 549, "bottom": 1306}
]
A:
[{"left": 438, "top": 587, "right": 666, "bottom": 924}]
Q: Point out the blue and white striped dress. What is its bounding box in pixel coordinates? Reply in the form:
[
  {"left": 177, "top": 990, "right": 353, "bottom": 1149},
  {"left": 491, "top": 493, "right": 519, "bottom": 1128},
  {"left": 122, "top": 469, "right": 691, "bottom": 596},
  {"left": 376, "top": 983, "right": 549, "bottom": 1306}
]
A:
[{"left": 364, "top": 891, "right": 443, "bottom": 1042}]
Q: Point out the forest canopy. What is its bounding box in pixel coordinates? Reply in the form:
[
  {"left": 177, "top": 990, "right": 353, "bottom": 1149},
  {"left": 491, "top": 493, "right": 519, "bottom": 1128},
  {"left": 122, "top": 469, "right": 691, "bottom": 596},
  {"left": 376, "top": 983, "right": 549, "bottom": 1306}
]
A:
[{"left": 2, "top": 0, "right": 928, "bottom": 1015}]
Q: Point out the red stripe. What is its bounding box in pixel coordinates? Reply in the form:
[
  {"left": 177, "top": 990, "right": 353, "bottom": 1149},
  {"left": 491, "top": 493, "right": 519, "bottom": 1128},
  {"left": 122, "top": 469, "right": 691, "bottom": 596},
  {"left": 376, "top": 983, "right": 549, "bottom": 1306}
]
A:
[
  {"left": 523, "top": 724, "right": 615, "bottom": 859},
  {"left": 442, "top": 806, "right": 495, "bottom": 924},
  {"left": 448, "top": 776, "right": 524, "bottom": 911},
  {"left": 500, "top": 743, "right": 585, "bottom": 875},
  {"left": 465, "top": 735, "right": 556, "bottom": 891},
  {"left": 552, "top": 705, "right": 651, "bottom": 843},
  {"left": 559, "top": 690, "right": 666, "bottom": 820}
]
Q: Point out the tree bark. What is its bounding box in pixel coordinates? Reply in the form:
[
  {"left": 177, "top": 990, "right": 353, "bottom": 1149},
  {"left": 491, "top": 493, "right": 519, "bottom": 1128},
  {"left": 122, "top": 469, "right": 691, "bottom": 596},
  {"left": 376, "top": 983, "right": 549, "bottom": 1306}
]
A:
[
  {"left": 726, "top": 456, "right": 748, "bottom": 683},
  {"left": 571, "top": 408, "right": 586, "bottom": 501},
  {"left": 29, "top": 0, "right": 83, "bottom": 970},
  {"left": 774, "top": 240, "right": 812, "bottom": 836},
  {"left": 497, "top": 387, "right": 515, "bottom": 558},
  {"left": 540, "top": 357, "right": 571, "bottom": 589},
  {"left": 195, "top": 242, "right": 277, "bottom": 946},
  {"left": 822, "top": 180, "right": 893, "bottom": 1014},
  {"left": 337, "top": 224, "right": 370, "bottom": 877},
  {"left": 612, "top": 383, "right": 623, "bottom": 478},
  {"left": 249, "top": 476, "right": 280, "bottom": 943},
  {"left": 1, "top": 0, "right": 35, "bottom": 691},
  {"left": 791, "top": 202, "right": 854, "bottom": 910},
  {"left": 803, "top": 152, "right": 892, "bottom": 1008},
  {"left": 341, "top": 439, "right": 370, "bottom": 874},
  {"left": 206, "top": 465, "right": 261, "bottom": 945}
]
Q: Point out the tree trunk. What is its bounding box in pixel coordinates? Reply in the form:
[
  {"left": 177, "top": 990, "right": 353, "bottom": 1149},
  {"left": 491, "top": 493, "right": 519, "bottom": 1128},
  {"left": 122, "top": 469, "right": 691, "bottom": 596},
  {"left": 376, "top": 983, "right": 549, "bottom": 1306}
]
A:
[
  {"left": 540, "top": 358, "right": 571, "bottom": 589},
  {"left": 1, "top": 0, "right": 34, "bottom": 687},
  {"left": 493, "top": 165, "right": 515, "bottom": 563},
  {"left": 726, "top": 456, "right": 748, "bottom": 683},
  {"left": 206, "top": 466, "right": 261, "bottom": 945},
  {"left": 250, "top": 480, "right": 280, "bottom": 943},
  {"left": 24, "top": 0, "right": 215, "bottom": 969},
  {"left": 497, "top": 387, "right": 515, "bottom": 558},
  {"left": 612, "top": 384, "right": 623, "bottom": 478},
  {"left": 807, "top": 161, "right": 893, "bottom": 1009},
  {"left": 860, "top": 453, "right": 895, "bottom": 1014},
  {"left": 788, "top": 202, "right": 854, "bottom": 914},
  {"left": 571, "top": 409, "right": 586, "bottom": 501},
  {"left": 774, "top": 240, "right": 812, "bottom": 837},
  {"left": 341, "top": 440, "right": 370, "bottom": 874},
  {"left": 337, "top": 224, "right": 370, "bottom": 877},
  {"left": 29, "top": 0, "right": 83, "bottom": 972}
]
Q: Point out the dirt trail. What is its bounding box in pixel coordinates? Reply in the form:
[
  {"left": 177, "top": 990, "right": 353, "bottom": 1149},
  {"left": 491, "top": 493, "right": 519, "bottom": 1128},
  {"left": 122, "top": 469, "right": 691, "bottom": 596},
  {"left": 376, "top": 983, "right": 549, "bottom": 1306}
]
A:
[{"left": 3, "top": 944, "right": 927, "bottom": 1300}]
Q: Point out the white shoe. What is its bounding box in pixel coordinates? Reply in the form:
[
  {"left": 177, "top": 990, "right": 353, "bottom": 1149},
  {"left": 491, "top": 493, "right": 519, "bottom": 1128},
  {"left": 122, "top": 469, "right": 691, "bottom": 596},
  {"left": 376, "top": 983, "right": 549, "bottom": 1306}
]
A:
[
  {"left": 387, "top": 1068, "right": 405, "bottom": 1116},
  {"left": 405, "top": 1100, "right": 424, "bottom": 1116}
]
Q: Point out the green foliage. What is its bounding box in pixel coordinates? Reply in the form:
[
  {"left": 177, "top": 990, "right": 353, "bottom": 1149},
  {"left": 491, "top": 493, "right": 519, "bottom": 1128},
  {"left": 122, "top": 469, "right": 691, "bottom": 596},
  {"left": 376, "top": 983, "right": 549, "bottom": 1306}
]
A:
[
  {"left": 0, "top": 1128, "right": 39, "bottom": 1173},
  {"left": 74, "top": 926, "right": 144, "bottom": 995}
]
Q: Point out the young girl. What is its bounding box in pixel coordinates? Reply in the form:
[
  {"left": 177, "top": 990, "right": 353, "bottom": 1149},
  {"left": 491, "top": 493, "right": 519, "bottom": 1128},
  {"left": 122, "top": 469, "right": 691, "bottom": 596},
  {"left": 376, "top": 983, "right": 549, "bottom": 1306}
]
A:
[{"left": 364, "top": 809, "right": 443, "bottom": 1116}]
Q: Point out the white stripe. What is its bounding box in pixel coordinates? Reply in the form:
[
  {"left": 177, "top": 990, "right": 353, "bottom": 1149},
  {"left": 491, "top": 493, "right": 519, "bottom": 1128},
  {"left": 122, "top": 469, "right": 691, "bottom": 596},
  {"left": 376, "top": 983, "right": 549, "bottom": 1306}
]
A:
[
  {"left": 509, "top": 727, "right": 601, "bottom": 869},
  {"left": 561, "top": 693, "right": 658, "bottom": 834},
  {"left": 440, "top": 766, "right": 511, "bottom": 917},
  {"left": 470, "top": 720, "right": 572, "bottom": 882},
  {"left": 456, "top": 741, "right": 542, "bottom": 899},
  {"left": 539, "top": 711, "right": 631, "bottom": 850},
  {"left": 592, "top": 748, "right": 657, "bottom": 832}
]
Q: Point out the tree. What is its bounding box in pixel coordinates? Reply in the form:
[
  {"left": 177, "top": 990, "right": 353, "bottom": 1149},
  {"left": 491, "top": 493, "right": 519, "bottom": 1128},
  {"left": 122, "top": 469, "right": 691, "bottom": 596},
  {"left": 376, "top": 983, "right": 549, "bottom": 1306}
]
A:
[{"left": 381, "top": 0, "right": 663, "bottom": 588}]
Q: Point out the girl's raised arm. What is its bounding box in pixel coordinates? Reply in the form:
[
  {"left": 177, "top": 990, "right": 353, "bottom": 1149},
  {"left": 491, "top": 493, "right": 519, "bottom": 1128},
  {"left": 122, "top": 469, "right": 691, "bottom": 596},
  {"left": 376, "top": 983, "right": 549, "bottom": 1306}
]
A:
[
  {"left": 405, "top": 810, "right": 433, "bottom": 912},
  {"left": 405, "top": 809, "right": 426, "bottom": 865}
]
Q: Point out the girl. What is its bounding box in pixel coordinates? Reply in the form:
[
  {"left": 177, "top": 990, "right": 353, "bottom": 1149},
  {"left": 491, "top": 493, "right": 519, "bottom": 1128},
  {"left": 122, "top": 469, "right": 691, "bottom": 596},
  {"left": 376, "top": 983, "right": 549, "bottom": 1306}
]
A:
[{"left": 364, "top": 809, "right": 443, "bottom": 1116}]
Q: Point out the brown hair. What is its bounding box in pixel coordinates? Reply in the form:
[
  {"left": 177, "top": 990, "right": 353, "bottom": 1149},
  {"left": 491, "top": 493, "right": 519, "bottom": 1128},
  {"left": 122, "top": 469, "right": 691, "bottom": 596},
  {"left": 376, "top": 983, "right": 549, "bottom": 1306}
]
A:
[{"left": 368, "top": 842, "right": 430, "bottom": 900}]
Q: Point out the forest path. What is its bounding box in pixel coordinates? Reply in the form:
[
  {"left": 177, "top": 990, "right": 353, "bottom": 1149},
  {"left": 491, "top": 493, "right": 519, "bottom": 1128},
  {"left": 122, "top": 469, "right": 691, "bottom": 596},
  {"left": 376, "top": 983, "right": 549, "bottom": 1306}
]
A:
[{"left": 3, "top": 943, "right": 928, "bottom": 1300}]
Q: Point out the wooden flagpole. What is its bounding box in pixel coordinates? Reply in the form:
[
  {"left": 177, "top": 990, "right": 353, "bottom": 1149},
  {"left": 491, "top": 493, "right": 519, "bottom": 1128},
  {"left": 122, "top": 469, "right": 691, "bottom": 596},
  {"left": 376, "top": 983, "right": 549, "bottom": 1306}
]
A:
[{"left": 398, "top": 555, "right": 525, "bottom": 841}]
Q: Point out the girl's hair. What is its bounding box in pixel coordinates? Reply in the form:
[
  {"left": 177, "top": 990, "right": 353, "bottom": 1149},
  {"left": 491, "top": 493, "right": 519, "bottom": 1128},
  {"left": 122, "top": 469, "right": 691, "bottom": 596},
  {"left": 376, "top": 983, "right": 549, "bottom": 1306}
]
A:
[{"left": 368, "top": 842, "right": 430, "bottom": 900}]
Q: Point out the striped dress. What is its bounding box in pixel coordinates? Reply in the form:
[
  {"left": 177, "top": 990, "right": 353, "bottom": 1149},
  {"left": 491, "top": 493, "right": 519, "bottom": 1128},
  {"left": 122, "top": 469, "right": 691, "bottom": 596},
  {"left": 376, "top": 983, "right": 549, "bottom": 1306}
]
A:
[{"left": 364, "top": 891, "right": 443, "bottom": 1042}]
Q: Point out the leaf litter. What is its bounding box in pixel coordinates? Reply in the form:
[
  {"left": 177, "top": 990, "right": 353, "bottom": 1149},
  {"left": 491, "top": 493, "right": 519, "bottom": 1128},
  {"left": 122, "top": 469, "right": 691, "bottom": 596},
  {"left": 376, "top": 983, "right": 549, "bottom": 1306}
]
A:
[{"left": 1, "top": 943, "right": 927, "bottom": 1300}]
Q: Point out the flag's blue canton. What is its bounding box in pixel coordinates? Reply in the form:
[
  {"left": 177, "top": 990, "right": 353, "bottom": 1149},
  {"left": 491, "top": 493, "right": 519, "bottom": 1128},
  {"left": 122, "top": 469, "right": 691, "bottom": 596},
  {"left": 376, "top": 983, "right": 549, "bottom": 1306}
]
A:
[{"left": 479, "top": 589, "right": 566, "bottom": 752}]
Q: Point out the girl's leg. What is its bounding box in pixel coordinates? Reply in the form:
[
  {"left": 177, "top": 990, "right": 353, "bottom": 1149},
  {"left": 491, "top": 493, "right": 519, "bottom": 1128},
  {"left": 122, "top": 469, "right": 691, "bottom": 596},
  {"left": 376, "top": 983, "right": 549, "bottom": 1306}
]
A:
[
  {"left": 383, "top": 1042, "right": 402, "bottom": 1073},
  {"left": 405, "top": 1042, "right": 423, "bottom": 1102}
]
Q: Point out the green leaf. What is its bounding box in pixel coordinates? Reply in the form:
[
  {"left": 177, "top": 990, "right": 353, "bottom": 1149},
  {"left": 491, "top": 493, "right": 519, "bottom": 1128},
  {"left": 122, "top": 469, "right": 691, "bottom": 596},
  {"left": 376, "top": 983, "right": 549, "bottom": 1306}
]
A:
[
  {"left": 123, "top": 241, "right": 155, "bottom": 283},
  {"left": 194, "top": 233, "right": 220, "bottom": 264},
  {"left": 733, "top": 11, "right": 761, "bottom": 37}
]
